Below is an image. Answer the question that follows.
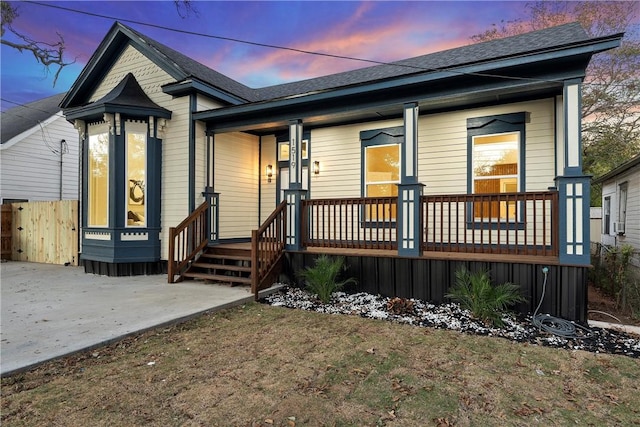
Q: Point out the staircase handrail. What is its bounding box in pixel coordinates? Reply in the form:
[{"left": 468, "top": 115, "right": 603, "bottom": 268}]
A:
[
  {"left": 251, "top": 200, "right": 287, "bottom": 298},
  {"left": 168, "top": 201, "right": 210, "bottom": 283}
]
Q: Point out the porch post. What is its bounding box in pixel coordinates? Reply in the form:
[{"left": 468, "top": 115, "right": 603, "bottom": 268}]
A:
[
  {"left": 556, "top": 80, "right": 590, "bottom": 265},
  {"left": 398, "top": 102, "right": 424, "bottom": 257},
  {"left": 285, "top": 119, "right": 307, "bottom": 250}
]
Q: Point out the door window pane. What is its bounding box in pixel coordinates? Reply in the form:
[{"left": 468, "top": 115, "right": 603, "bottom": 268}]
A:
[{"left": 88, "top": 132, "right": 109, "bottom": 227}]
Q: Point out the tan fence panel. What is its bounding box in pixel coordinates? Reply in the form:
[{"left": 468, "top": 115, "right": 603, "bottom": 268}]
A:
[{"left": 12, "top": 200, "right": 78, "bottom": 265}]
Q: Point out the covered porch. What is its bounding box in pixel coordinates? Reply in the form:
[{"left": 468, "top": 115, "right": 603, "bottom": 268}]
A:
[{"left": 167, "top": 187, "right": 588, "bottom": 321}]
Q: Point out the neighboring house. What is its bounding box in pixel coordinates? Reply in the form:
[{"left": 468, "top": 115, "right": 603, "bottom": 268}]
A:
[
  {"left": 60, "top": 21, "right": 623, "bottom": 322},
  {"left": 1, "top": 93, "right": 79, "bottom": 203},
  {"left": 593, "top": 154, "right": 640, "bottom": 269}
]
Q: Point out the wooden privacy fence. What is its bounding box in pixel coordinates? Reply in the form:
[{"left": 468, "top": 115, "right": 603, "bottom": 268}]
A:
[
  {"left": 1, "top": 205, "right": 11, "bottom": 260},
  {"left": 9, "top": 200, "right": 79, "bottom": 265}
]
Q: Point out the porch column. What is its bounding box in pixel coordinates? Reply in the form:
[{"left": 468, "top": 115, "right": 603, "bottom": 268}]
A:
[
  {"left": 556, "top": 80, "right": 590, "bottom": 265},
  {"left": 285, "top": 119, "right": 308, "bottom": 250},
  {"left": 398, "top": 102, "right": 424, "bottom": 257}
]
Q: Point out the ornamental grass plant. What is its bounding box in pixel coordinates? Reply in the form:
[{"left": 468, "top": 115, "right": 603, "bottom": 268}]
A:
[
  {"left": 446, "top": 267, "right": 526, "bottom": 327},
  {"left": 296, "top": 255, "right": 357, "bottom": 303}
]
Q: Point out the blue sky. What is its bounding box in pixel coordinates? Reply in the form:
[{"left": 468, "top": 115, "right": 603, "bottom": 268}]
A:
[{"left": 2, "top": 1, "right": 532, "bottom": 111}]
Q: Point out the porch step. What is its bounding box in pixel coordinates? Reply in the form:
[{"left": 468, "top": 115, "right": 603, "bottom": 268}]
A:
[
  {"left": 183, "top": 271, "right": 252, "bottom": 285},
  {"left": 190, "top": 262, "right": 251, "bottom": 273},
  {"left": 183, "top": 244, "right": 253, "bottom": 287}
]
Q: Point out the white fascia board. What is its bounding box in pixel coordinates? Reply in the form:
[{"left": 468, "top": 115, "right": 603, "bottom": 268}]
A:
[{"left": 1, "top": 113, "right": 63, "bottom": 151}]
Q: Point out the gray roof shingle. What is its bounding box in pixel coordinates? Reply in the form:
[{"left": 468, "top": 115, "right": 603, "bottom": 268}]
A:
[
  {"left": 123, "top": 21, "right": 588, "bottom": 103},
  {"left": 1, "top": 93, "right": 67, "bottom": 143},
  {"left": 254, "top": 22, "right": 589, "bottom": 100}
]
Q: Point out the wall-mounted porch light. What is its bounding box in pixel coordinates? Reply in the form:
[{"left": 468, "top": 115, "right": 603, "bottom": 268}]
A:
[
  {"left": 266, "top": 164, "right": 273, "bottom": 183},
  {"left": 313, "top": 161, "right": 320, "bottom": 175}
]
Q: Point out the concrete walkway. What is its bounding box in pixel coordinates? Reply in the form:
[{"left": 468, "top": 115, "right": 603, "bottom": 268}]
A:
[{"left": 1, "top": 261, "right": 267, "bottom": 376}]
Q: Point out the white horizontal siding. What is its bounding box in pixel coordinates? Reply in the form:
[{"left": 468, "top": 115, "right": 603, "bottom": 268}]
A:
[
  {"left": 602, "top": 168, "right": 640, "bottom": 267},
  {"left": 419, "top": 99, "right": 556, "bottom": 195},
  {"left": 1, "top": 115, "right": 79, "bottom": 203},
  {"left": 310, "top": 119, "right": 402, "bottom": 199},
  {"left": 160, "top": 96, "right": 191, "bottom": 259},
  {"left": 308, "top": 99, "right": 555, "bottom": 201},
  {"left": 260, "top": 135, "right": 277, "bottom": 222},
  {"left": 214, "top": 132, "right": 259, "bottom": 239}
]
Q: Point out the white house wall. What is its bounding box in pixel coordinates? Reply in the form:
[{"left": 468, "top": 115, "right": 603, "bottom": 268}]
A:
[
  {"left": 1, "top": 115, "right": 79, "bottom": 203},
  {"left": 310, "top": 119, "right": 402, "bottom": 199},
  {"left": 214, "top": 132, "right": 260, "bottom": 239},
  {"left": 260, "top": 135, "right": 277, "bottom": 222},
  {"left": 306, "top": 99, "right": 556, "bottom": 199},
  {"left": 601, "top": 168, "right": 640, "bottom": 267}
]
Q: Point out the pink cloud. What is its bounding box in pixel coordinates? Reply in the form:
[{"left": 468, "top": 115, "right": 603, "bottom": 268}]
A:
[{"left": 207, "top": 10, "right": 473, "bottom": 87}]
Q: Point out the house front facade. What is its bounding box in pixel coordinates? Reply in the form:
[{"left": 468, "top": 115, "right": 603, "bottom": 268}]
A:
[{"left": 60, "top": 22, "right": 622, "bottom": 321}]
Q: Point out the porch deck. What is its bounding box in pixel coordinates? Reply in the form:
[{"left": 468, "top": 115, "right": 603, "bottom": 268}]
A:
[{"left": 214, "top": 242, "right": 559, "bottom": 266}]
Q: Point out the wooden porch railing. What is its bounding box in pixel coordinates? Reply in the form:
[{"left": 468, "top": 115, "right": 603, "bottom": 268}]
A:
[
  {"left": 251, "top": 200, "right": 287, "bottom": 298},
  {"left": 421, "top": 191, "right": 558, "bottom": 256},
  {"left": 298, "top": 192, "right": 558, "bottom": 256},
  {"left": 168, "top": 201, "right": 210, "bottom": 283},
  {"left": 302, "top": 196, "right": 397, "bottom": 250}
]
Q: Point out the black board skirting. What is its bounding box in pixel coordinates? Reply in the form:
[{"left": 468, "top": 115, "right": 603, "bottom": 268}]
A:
[
  {"left": 82, "top": 259, "right": 167, "bottom": 276},
  {"left": 284, "top": 252, "right": 588, "bottom": 323}
]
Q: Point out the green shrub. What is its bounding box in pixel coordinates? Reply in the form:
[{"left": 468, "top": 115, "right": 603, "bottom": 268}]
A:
[
  {"left": 297, "top": 255, "right": 357, "bottom": 304},
  {"left": 446, "top": 268, "right": 526, "bottom": 327}
]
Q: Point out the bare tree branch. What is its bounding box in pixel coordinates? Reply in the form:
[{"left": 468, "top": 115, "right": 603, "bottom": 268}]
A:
[{"left": 1, "top": 1, "right": 74, "bottom": 86}]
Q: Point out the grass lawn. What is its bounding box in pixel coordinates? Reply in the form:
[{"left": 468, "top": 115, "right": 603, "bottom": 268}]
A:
[{"left": 2, "top": 303, "right": 639, "bottom": 426}]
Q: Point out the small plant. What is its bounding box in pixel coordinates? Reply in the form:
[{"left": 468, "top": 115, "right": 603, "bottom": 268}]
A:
[
  {"left": 446, "top": 267, "right": 526, "bottom": 327},
  {"left": 296, "top": 255, "right": 357, "bottom": 303},
  {"left": 387, "top": 297, "right": 415, "bottom": 315}
]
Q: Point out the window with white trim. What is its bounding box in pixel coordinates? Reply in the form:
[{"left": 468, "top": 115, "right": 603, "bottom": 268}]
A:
[
  {"left": 472, "top": 131, "right": 520, "bottom": 221},
  {"left": 125, "top": 124, "right": 147, "bottom": 227},
  {"left": 360, "top": 126, "right": 403, "bottom": 222},
  {"left": 88, "top": 126, "right": 109, "bottom": 227}
]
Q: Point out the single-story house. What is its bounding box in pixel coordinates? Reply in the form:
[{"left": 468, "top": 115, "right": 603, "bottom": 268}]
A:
[
  {"left": 1, "top": 93, "right": 79, "bottom": 204},
  {"left": 60, "top": 21, "right": 623, "bottom": 322},
  {"left": 593, "top": 154, "right": 640, "bottom": 270}
]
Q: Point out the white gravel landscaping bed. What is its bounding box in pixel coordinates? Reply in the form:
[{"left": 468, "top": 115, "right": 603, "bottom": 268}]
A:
[{"left": 262, "top": 286, "right": 640, "bottom": 358}]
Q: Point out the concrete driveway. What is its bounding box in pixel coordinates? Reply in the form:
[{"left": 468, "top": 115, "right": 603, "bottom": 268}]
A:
[{"left": 1, "top": 261, "right": 261, "bottom": 376}]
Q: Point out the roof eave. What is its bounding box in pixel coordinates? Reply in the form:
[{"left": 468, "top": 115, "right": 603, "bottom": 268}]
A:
[
  {"left": 195, "top": 36, "right": 620, "bottom": 127},
  {"left": 162, "top": 78, "right": 247, "bottom": 105},
  {"left": 64, "top": 102, "right": 171, "bottom": 122},
  {"left": 592, "top": 155, "right": 640, "bottom": 184}
]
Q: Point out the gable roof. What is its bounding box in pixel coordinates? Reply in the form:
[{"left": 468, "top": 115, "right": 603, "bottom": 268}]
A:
[
  {"left": 127, "top": 21, "right": 593, "bottom": 102},
  {"left": 63, "top": 21, "right": 605, "bottom": 110},
  {"left": 593, "top": 154, "right": 640, "bottom": 184},
  {"left": 2, "top": 93, "right": 67, "bottom": 144},
  {"left": 254, "top": 22, "right": 591, "bottom": 101},
  {"left": 60, "top": 22, "right": 256, "bottom": 109}
]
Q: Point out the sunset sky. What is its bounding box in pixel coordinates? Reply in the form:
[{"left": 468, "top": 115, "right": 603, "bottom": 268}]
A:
[{"left": 0, "top": 1, "right": 556, "bottom": 111}]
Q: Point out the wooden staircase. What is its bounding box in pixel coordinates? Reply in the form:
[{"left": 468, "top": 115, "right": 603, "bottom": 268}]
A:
[{"left": 183, "top": 244, "right": 253, "bottom": 287}]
